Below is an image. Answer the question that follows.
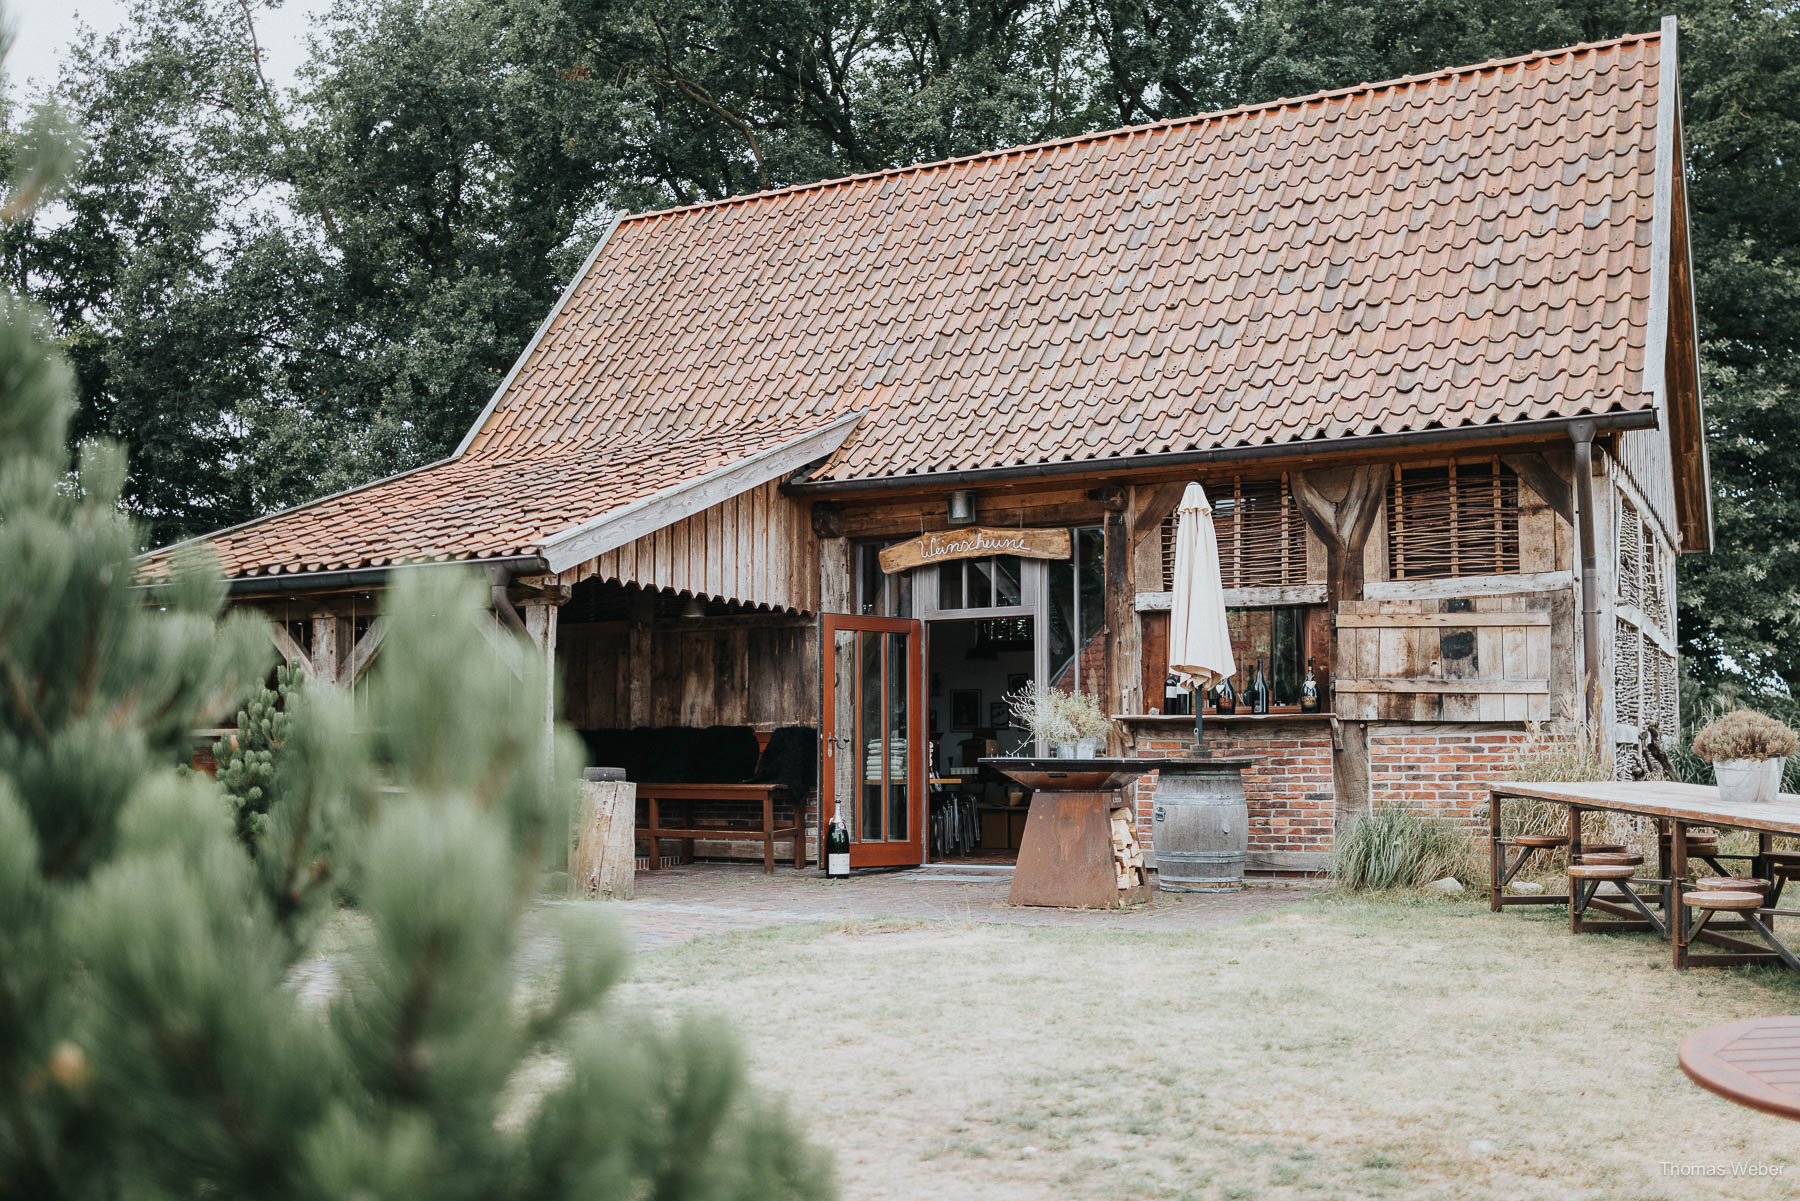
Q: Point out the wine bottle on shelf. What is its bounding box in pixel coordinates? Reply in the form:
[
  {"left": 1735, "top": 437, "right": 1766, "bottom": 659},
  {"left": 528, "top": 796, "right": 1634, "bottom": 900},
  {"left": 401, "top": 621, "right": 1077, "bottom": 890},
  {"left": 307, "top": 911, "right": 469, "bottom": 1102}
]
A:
[
  {"left": 1214, "top": 673, "right": 1237, "bottom": 715},
  {"left": 1164, "top": 673, "right": 1190, "bottom": 716},
  {"left": 825, "top": 807, "right": 851, "bottom": 878},
  {"left": 1250, "top": 658, "right": 1270, "bottom": 715},
  {"left": 1300, "top": 657, "right": 1321, "bottom": 713}
]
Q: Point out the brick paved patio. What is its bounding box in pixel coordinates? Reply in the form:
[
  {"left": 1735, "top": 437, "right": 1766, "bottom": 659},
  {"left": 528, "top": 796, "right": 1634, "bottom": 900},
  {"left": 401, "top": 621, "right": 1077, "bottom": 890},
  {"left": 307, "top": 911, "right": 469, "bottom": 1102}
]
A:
[{"left": 566, "top": 863, "right": 1315, "bottom": 952}]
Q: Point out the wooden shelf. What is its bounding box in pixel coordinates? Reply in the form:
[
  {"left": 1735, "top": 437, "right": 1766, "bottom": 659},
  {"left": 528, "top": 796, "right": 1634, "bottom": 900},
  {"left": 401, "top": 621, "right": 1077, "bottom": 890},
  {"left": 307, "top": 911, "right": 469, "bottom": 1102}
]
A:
[{"left": 1113, "top": 712, "right": 1336, "bottom": 725}]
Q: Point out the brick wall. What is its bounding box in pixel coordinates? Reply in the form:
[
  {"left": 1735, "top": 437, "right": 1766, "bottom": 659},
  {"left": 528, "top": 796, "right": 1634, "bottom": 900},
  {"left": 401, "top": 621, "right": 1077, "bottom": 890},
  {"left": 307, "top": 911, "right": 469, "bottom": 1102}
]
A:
[
  {"left": 1126, "top": 720, "right": 1336, "bottom": 856},
  {"left": 1368, "top": 726, "right": 1529, "bottom": 829}
]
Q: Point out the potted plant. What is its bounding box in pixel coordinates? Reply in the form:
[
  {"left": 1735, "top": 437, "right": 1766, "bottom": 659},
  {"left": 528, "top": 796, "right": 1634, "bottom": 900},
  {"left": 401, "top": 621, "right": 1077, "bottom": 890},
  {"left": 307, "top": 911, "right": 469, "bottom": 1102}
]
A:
[
  {"left": 1691, "top": 710, "right": 1797, "bottom": 804},
  {"left": 1062, "top": 689, "right": 1114, "bottom": 759},
  {"left": 1005, "top": 687, "right": 1074, "bottom": 756}
]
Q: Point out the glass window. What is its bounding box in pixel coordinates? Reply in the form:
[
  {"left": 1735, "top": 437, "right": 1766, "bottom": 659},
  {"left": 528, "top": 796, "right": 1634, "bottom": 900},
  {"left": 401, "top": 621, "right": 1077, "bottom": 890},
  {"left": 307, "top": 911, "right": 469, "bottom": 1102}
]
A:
[
  {"left": 933, "top": 555, "right": 1024, "bottom": 612},
  {"left": 1208, "top": 605, "right": 1309, "bottom": 711},
  {"left": 938, "top": 561, "right": 964, "bottom": 609},
  {"left": 855, "top": 543, "right": 913, "bottom": 617},
  {"left": 1048, "top": 527, "right": 1105, "bottom": 691}
]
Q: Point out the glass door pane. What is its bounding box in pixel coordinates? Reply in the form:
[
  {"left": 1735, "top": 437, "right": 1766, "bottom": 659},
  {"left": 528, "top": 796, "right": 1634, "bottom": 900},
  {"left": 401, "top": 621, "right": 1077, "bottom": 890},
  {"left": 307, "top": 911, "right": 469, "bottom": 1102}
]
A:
[
  {"left": 887, "top": 631, "right": 909, "bottom": 841},
  {"left": 831, "top": 627, "right": 858, "bottom": 838},
  {"left": 861, "top": 630, "right": 885, "bottom": 841}
]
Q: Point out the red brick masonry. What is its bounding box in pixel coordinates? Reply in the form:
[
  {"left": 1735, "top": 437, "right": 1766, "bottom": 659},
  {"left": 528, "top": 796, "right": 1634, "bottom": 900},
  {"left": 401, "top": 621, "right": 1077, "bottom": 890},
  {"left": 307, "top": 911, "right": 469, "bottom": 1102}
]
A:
[
  {"left": 1369, "top": 727, "right": 1529, "bottom": 830},
  {"left": 1127, "top": 718, "right": 1337, "bottom": 855},
  {"left": 1124, "top": 718, "right": 1530, "bottom": 856}
]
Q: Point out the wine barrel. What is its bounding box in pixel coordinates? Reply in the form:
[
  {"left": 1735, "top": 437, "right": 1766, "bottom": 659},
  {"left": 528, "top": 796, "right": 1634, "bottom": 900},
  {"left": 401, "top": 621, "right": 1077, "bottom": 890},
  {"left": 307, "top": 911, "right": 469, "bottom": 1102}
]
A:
[{"left": 1151, "top": 759, "right": 1253, "bottom": 892}]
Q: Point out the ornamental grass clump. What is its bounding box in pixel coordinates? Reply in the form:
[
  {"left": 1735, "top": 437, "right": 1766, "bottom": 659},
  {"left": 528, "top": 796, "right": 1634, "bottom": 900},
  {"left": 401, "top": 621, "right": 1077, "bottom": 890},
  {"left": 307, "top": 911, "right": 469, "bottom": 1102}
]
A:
[
  {"left": 1690, "top": 710, "right": 1798, "bottom": 763},
  {"left": 1330, "top": 806, "right": 1473, "bottom": 892}
]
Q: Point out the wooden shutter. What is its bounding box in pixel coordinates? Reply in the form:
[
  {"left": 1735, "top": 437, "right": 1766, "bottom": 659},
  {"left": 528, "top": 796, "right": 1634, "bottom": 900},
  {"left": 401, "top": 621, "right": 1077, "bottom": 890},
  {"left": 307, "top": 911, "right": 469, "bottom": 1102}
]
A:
[
  {"left": 1334, "top": 596, "right": 1553, "bottom": 721},
  {"left": 1388, "top": 459, "right": 1521, "bottom": 579}
]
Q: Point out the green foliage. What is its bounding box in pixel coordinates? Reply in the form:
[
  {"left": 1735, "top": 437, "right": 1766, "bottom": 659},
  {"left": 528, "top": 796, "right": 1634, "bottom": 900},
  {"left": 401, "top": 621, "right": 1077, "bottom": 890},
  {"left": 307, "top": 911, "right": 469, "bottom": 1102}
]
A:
[
  {"left": 215, "top": 659, "right": 305, "bottom": 846},
  {"left": 0, "top": 128, "right": 830, "bottom": 1197},
  {"left": 1690, "top": 708, "right": 1799, "bottom": 762},
  {"left": 1330, "top": 806, "right": 1473, "bottom": 892}
]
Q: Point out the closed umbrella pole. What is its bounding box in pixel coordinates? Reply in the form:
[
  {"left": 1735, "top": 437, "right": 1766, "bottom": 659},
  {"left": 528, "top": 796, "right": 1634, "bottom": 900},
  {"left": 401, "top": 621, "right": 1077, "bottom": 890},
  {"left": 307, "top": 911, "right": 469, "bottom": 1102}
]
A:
[{"left": 1166, "top": 483, "right": 1235, "bottom": 752}]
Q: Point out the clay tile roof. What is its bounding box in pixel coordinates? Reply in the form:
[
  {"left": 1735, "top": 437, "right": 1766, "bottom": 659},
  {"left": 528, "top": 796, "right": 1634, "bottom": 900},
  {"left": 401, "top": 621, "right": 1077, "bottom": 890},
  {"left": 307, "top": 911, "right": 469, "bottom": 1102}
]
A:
[
  {"left": 464, "top": 30, "right": 1668, "bottom": 485},
  {"left": 154, "top": 30, "right": 1681, "bottom": 580},
  {"left": 141, "top": 417, "right": 850, "bottom": 581}
]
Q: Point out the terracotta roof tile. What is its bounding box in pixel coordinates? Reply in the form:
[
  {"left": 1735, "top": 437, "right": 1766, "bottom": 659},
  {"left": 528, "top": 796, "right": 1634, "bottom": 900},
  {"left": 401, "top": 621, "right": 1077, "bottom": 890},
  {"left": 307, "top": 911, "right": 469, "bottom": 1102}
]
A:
[
  {"left": 462, "top": 33, "right": 1663, "bottom": 481},
  {"left": 142, "top": 419, "right": 833, "bottom": 580},
  {"left": 161, "top": 32, "right": 1670, "bottom": 578}
]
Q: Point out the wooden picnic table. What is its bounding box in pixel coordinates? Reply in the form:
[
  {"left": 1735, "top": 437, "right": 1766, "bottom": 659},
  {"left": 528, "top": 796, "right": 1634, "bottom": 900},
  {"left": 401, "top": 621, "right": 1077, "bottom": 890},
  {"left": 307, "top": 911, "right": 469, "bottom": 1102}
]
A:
[
  {"left": 1679, "top": 1016, "right": 1800, "bottom": 1121},
  {"left": 1488, "top": 779, "right": 1800, "bottom": 969}
]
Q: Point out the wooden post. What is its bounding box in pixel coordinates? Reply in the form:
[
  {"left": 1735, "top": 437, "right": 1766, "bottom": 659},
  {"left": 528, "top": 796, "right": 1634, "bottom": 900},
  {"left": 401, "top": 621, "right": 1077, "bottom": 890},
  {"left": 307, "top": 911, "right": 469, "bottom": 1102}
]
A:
[
  {"left": 569, "top": 772, "right": 636, "bottom": 899},
  {"left": 310, "top": 614, "right": 346, "bottom": 685},
  {"left": 521, "top": 588, "right": 565, "bottom": 788},
  {"left": 1292, "top": 466, "right": 1388, "bottom": 833},
  {"left": 1103, "top": 496, "right": 1136, "bottom": 745},
  {"left": 627, "top": 588, "right": 654, "bottom": 727},
  {"left": 1570, "top": 420, "right": 1604, "bottom": 730}
]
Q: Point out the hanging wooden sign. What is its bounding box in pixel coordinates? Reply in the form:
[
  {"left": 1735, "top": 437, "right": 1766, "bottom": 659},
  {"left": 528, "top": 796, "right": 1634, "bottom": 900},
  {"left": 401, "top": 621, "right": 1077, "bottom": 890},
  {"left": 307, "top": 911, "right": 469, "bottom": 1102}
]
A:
[{"left": 878, "top": 526, "right": 1071, "bottom": 574}]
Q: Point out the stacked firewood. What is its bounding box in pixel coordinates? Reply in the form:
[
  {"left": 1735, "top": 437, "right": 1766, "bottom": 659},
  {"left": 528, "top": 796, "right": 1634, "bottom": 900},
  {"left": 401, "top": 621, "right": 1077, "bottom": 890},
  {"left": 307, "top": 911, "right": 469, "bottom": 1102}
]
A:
[{"left": 1111, "top": 809, "right": 1146, "bottom": 891}]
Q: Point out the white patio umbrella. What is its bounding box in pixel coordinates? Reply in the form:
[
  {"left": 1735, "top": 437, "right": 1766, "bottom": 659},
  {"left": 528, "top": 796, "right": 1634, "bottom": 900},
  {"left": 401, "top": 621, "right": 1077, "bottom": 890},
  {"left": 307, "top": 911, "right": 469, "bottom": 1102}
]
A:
[{"left": 1167, "top": 482, "right": 1235, "bottom": 747}]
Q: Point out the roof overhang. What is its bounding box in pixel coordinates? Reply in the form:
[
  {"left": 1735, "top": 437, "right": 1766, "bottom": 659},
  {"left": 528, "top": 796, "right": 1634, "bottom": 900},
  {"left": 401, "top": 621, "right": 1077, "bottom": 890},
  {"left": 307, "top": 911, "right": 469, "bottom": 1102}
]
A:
[
  {"left": 536, "top": 412, "right": 861, "bottom": 573},
  {"left": 784, "top": 411, "right": 1658, "bottom": 497},
  {"left": 1649, "top": 14, "right": 1713, "bottom": 553}
]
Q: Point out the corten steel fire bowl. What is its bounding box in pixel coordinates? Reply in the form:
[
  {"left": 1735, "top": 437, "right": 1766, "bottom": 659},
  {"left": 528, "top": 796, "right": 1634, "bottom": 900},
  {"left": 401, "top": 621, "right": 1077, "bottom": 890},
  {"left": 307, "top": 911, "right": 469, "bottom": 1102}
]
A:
[{"left": 981, "top": 757, "right": 1168, "bottom": 793}]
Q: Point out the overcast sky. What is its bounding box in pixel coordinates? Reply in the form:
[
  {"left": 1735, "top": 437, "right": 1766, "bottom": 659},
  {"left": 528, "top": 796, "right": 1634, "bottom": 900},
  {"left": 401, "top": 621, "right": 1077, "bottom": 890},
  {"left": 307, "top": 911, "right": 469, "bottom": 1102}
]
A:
[{"left": 8, "top": 0, "right": 328, "bottom": 96}]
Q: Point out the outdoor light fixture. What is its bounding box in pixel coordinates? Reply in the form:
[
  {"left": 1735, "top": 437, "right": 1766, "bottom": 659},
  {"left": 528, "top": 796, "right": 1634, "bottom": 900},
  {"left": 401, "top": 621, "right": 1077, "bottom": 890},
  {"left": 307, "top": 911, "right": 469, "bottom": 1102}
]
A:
[
  {"left": 946, "top": 489, "right": 976, "bottom": 525},
  {"left": 679, "top": 596, "right": 706, "bottom": 620}
]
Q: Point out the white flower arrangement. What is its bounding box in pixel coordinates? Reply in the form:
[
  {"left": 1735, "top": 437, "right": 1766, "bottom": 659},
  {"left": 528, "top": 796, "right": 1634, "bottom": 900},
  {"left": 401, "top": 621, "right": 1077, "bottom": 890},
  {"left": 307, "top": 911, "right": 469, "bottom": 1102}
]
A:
[{"left": 1004, "top": 686, "right": 1113, "bottom": 751}]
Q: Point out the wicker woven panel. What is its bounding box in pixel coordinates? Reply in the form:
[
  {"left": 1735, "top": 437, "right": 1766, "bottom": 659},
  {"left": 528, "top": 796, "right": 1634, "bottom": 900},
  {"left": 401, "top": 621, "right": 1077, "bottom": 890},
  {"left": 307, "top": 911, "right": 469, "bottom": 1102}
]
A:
[
  {"left": 1642, "top": 522, "right": 1670, "bottom": 634},
  {"left": 1617, "top": 495, "right": 1642, "bottom": 609},
  {"left": 1387, "top": 460, "right": 1521, "bottom": 580},
  {"left": 1614, "top": 617, "right": 1642, "bottom": 725},
  {"left": 1160, "top": 475, "right": 1307, "bottom": 591},
  {"left": 1654, "top": 646, "right": 1679, "bottom": 735}
]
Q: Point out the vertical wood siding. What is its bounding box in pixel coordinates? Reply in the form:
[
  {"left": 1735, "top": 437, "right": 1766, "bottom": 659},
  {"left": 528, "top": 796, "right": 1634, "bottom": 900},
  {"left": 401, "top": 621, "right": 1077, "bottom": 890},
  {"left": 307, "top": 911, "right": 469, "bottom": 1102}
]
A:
[{"left": 559, "top": 480, "right": 819, "bottom": 612}]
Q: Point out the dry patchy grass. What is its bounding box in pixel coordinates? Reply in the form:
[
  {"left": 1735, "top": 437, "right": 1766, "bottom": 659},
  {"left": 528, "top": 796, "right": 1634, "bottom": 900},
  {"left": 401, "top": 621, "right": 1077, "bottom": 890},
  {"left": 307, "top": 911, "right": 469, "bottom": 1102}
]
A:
[{"left": 619, "top": 896, "right": 1800, "bottom": 1201}]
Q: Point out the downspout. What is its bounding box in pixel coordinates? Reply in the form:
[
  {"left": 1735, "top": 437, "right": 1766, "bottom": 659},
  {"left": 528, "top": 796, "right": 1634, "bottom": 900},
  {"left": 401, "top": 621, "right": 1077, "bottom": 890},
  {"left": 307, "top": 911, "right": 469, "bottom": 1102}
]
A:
[
  {"left": 489, "top": 566, "right": 529, "bottom": 637},
  {"left": 1570, "top": 420, "right": 1602, "bottom": 728}
]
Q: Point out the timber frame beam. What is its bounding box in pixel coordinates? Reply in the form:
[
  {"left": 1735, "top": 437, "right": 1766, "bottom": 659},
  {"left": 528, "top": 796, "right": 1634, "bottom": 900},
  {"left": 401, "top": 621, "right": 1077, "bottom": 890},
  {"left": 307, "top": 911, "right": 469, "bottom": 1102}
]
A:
[{"left": 1289, "top": 464, "right": 1389, "bottom": 827}]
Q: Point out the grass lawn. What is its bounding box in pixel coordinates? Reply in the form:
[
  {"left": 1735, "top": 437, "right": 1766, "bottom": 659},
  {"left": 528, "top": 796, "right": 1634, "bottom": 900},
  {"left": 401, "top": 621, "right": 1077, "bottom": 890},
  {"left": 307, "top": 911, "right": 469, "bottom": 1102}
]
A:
[{"left": 616, "top": 895, "right": 1800, "bottom": 1200}]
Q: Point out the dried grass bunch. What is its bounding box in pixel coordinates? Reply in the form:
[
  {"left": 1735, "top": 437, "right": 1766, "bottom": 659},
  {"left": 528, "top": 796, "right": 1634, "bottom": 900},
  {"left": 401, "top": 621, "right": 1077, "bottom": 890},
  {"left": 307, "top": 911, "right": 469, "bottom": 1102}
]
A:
[
  {"left": 1330, "top": 806, "right": 1477, "bottom": 891},
  {"left": 1691, "top": 710, "right": 1798, "bottom": 763},
  {"left": 1004, "top": 686, "right": 1112, "bottom": 745}
]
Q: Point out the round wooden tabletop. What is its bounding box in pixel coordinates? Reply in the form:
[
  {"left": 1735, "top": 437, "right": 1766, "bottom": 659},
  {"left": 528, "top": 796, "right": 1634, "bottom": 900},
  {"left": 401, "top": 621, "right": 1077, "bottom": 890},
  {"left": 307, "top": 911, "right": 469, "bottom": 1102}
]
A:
[{"left": 1679, "top": 1016, "right": 1800, "bottom": 1120}]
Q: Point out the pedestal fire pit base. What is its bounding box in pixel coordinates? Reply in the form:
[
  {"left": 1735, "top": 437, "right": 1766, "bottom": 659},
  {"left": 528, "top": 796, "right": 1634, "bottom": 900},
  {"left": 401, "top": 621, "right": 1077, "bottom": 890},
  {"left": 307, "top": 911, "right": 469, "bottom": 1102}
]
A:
[{"left": 982, "top": 758, "right": 1178, "bottom": 909}]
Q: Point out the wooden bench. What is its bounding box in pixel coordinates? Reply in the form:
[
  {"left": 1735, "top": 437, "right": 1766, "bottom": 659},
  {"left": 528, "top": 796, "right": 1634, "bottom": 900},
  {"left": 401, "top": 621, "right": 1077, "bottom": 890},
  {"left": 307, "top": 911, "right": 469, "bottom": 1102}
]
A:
[{"left": 636, "top": 783, "right": 805, "bottom": 875}]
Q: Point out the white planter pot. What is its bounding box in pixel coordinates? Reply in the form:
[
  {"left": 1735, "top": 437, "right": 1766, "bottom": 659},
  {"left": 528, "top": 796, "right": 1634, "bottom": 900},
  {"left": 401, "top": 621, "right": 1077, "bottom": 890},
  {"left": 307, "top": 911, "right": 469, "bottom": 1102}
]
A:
[
  {"left": 1714, "top": 757, "right": 1785, "bottom": 805},
  {"left": 1056, "top": 742, "right": 1079, "bottom": 759},
  {"left": 1075, "top": 737, "right": 1101, "bottom": 759}
]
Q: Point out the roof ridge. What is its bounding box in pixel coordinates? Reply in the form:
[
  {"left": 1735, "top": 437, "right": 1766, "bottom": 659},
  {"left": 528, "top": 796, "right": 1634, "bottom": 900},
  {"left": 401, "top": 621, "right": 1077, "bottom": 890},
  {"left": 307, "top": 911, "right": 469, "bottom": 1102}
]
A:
[{"left": 617, "top": 28, "right": 1661, "bottom": 227}]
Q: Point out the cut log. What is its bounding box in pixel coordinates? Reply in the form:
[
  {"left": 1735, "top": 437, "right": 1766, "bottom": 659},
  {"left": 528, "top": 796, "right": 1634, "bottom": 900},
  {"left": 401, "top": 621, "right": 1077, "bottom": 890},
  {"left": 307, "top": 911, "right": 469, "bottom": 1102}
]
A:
[{"left": 570, "top": 776, "right": 636, "bottom": 900}]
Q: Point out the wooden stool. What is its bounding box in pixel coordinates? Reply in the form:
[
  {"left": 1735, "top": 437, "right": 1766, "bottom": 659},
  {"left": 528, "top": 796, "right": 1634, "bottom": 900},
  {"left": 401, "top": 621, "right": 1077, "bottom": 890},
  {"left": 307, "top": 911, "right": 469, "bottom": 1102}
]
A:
[
  {"left": 1694, "top": 877, "right": 1770, "bottom": 894},
  {"left": 1677, "top": 891, "right": 1800, "bottom": 973},
  {"left": 1584, "top": 842, "right": 1628, "bottom": 855},
  {"left": 1580, "top": 852, "right": 1644, "bottom": 866},
  {"left": 1570, "top": 863, "right": 1668, "bottom": 936},
  {"left": 1662, "top": 831, "right": 1729, "bottom": 876}
]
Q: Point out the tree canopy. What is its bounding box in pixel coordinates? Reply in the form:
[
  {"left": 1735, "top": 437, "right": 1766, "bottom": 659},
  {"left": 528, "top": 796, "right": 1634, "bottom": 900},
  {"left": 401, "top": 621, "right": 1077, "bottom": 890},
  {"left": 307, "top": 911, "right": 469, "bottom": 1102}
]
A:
[{"left": 7, "top": 0, "right": 1800, "bottom": 699}]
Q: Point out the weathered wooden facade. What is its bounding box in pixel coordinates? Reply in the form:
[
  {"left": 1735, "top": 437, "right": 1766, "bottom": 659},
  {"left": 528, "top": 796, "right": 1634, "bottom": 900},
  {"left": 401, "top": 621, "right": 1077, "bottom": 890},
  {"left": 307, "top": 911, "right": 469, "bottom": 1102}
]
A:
[{"left": 144, "top": 24, "right": 1709, "bottom": 875}]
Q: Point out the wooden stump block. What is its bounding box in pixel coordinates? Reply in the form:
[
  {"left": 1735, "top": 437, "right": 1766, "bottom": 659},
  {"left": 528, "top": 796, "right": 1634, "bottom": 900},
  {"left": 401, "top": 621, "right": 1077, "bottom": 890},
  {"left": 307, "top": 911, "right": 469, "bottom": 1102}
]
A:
[{"left": 570, "top": 776, "right": 636, "bottom": 900}]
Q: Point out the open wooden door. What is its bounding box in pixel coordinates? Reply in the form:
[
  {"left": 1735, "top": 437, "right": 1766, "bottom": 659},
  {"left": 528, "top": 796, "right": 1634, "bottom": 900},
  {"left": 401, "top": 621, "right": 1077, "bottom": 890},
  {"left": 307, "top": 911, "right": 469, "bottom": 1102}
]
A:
[{"left": 821, "top": 614, "right": 925, "bottom": 868}]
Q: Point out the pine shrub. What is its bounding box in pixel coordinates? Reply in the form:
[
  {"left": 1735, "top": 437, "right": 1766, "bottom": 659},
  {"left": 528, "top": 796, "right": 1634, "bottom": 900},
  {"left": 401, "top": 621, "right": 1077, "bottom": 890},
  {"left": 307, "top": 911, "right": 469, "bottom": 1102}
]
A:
[{"left": 0, "top": 158, "right": 830, "bottom": 1197}]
